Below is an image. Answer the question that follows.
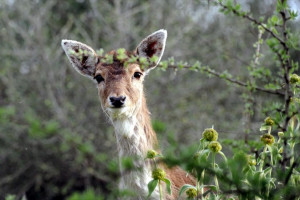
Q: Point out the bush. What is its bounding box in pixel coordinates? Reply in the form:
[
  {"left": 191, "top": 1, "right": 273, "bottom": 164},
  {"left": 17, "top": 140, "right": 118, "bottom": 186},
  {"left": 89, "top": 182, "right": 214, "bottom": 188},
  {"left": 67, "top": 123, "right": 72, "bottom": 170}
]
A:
[{"left": 144, "top": 0, "right": 300, "bottom": 199}]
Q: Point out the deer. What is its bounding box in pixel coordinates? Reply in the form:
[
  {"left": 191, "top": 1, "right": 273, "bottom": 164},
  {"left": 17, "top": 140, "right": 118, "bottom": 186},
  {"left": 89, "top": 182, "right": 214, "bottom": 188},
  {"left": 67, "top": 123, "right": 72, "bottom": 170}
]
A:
[{"left": 61, "top": 30, "right": 196, "bottom": 199}]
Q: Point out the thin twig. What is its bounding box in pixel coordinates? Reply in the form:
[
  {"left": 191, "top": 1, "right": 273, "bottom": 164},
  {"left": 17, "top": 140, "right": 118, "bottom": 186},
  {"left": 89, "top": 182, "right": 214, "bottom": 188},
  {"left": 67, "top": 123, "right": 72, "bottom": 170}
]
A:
[
  {"left": 166, "top": 65, "right": 285, "bottom": 96},
  {"left": 218, "top": 2, "right": 286, "bottom": 47}
]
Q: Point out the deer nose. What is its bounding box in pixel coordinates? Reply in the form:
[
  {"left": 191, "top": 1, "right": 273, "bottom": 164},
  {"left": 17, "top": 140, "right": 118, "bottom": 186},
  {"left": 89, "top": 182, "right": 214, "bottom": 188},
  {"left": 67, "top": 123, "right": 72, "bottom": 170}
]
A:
[{"left": 109, "top": 96, "right": 126, "bottom": 108}]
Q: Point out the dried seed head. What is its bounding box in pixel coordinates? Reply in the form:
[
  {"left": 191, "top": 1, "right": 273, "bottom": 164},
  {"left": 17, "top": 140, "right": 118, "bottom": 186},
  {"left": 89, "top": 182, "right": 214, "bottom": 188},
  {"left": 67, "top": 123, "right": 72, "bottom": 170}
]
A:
[
  {"left": 146, "top": 150, "right": 157, "bottom": 159},
  {"left": 264, "top": 117, "right": 274, "bottom": 126},
  {"left": 152, "top": 168, "right": 166, "bottom": 180},
  {"left": 202, "top": 128, "right": 218, "bottom": 141},
  {"left": 248, "top": 157, "right": 257, "bottom": 166},
  {"left": 290, "top": 74, "right": 300, "bottom": 84},
  {"left": 186, "top": 188, "right": 197, "bottom": 198},
  {"left": 261, "top": 134, "right": 275, "bottom": 145},
  {"left": 208, "top": 141, "right": 222, "bottom": 153}
]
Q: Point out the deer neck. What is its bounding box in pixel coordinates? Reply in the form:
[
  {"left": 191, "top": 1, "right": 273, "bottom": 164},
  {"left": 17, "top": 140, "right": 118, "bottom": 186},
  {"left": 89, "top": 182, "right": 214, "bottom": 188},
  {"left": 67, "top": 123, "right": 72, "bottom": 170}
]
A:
[
  {"left": 110, "top": 95, "right": 160, "bottom": 199},
  {"left": 111, "top": 95, "right": 158, "bottom": 159}
]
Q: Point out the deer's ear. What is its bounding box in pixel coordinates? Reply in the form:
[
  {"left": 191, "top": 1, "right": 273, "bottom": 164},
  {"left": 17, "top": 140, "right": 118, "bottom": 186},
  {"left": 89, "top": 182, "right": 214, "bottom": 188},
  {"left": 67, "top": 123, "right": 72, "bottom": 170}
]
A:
[
  {"left": 61, "top": 40, "right": 98, "bottom": 78},
  {"left": 136, "top": 29, "right": 167, "bottom": 72}
]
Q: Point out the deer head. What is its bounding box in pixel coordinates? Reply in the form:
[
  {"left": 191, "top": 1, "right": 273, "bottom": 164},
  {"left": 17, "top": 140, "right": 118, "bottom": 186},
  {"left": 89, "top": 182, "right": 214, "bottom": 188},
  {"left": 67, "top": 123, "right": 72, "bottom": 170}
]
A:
[{"left": 61, "top": 30, "right": 167, "bottom": 120}]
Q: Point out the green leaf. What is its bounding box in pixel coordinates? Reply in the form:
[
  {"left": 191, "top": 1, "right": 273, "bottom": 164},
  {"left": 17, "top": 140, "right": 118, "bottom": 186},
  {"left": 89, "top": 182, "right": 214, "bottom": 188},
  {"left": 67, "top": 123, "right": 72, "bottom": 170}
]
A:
[
  {"left": 218, "top": 151, "right": 228, "bottom": 162},
  {"left": 162, "top": 178, "right": 172, "bottom": 194},
  {"left": 191, "top": 61, "right": 201, "bottom": 71},
  {"left": 259, "top": 16, "right": 265, "bottom": 22},
  {"left": 159, "top": 61, "right": 168, "bottom": 71},
  {"left": 260, "top": 125, "right": 269, "bottom": 131},
  {"left": 200, "top": 149, "right": 210, "bottom": 156},
  {"left": 264, "top": 167, "right": 272, "bottom": 176},
  {"left": 178, "top": 61, "right": 186, "bottom": 69},
  {"left": 205, "top": 185, "right": 217, "bottom": 192},
  {"left": 271, "top": 15, "right": 279, "bottom": 25},
  {"left": 288, "top": 10, "right": 298, "bottom": 19},
  {"left": 168, "top": 57, "right": 175, "bottom": 65},
  {"left": 116, "top": 48, "right": 127, "bottom": 60},
  {"left": 178, "top": 184, "right": 196, "bottom": 197},
  {"left": 5, "top": 195, "right": 16, "bottom": 200},
  {"left": 127, "top": 55, "right": 138, "bottom": 63},
  {"left": 149, "top": 55, "right": 159, "bottom": 64},
  {"left": 67, "top": 188, "right": 103, "bottom": 200},
  {"left": 147, "top": 179, "right": 158, "bottom": 197},
  {"left": 96, "top": 48, "right": 104, "bottom": 56}
]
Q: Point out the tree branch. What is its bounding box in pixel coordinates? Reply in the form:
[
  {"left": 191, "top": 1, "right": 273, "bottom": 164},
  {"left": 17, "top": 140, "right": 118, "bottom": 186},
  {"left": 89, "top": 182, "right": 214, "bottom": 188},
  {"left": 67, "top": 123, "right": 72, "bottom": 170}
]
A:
[
  {"left": 218, "top": 1, "right": 286, "bottom": 48},
  {"left": 166, "top": 65, "right": 285, "bottom": 96}
]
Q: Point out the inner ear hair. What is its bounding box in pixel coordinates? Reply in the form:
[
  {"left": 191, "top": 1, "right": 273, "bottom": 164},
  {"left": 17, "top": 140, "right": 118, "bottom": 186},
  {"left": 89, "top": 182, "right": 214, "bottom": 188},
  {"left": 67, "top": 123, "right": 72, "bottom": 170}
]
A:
[
  {"left": 61, "top": 39, "right": 98, "bottom": 78},
  {"left": 136, "top": 29, "right": 167, "bottom": 68}
]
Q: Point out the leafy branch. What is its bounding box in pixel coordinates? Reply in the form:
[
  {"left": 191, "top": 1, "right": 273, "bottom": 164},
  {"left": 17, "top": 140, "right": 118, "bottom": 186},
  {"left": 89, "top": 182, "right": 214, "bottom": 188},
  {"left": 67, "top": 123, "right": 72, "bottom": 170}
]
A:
[
  {"left": 165, "top": 64, "right": 284, "bottom": 96},
  {"left": 217, "top": 0, "right": 286, "bottom": 47}
]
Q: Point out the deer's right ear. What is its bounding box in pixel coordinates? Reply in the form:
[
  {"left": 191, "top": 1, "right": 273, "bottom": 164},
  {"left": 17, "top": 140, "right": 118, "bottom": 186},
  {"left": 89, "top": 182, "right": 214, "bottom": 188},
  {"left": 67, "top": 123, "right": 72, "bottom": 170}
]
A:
[{"left": 61, "top": 40, "right": 98, "bottom": 78}]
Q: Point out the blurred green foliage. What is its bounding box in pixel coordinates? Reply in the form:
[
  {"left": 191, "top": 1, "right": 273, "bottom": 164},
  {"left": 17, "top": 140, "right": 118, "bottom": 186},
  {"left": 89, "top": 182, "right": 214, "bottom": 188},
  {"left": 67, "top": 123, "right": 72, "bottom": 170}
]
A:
[{"left": 67, "top": 189, "right": 103, "bottom": 200}]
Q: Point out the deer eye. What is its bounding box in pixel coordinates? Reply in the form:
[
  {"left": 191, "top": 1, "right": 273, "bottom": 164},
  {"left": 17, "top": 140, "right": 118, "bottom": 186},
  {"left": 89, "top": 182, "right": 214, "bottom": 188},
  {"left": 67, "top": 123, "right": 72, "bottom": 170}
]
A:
[
  {"left": 133, "top": 72, "right": 142, "bottom": 79},
  {"left": 94, "top": 74, "right": 104, "bottom": 83}
]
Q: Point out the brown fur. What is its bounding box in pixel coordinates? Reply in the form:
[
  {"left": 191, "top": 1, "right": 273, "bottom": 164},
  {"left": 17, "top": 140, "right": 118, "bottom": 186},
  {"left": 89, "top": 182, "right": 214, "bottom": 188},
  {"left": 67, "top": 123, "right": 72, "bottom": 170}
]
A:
[
  {"left": 62, "top": 31, "right": 196, "bottom": 199},
  {"left": 165, "top": 167, "right": 196, "bottom": 199},
  {"left": 95, "top": 55, "right": 196, "bottom": 199},
  {"left": 95, "top": 52, "right": 142, "bottom": 109}
]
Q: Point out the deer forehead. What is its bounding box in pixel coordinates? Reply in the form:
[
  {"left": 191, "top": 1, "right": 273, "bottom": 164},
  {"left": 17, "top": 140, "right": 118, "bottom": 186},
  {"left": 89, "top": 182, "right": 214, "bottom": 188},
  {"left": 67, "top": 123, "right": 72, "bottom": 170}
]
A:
[{"left": 96, "top": 63, "right": 142, "bottom": 79}]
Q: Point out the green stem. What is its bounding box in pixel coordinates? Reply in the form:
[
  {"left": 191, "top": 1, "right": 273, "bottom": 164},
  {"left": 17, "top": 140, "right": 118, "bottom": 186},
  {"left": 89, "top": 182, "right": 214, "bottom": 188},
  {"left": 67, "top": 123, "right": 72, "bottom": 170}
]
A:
[
  {"left": 212, "top": 153, "right": 219, "bottom": 193},
  {"left": 265, "top": 147, "right": 272, "bottom": 198},
  {"left": 267, "top": 146, "right": 273, "bottom": 166},
  {"left": 290, "top": 143, "right": 295, "bottom": 166},
  {"left": 260, "top": 146, "right": 267, "bottom": 172},
  {"left": 290, "top": 124, "right": 295, "bottom": 167},
  {"left": 201, "top": 170, "right": 205, "bottom": 199},
  {"left": 218, "top": 151, "right": 228, "bottom": 162},
  {"left": 266, "top": 168, "right": 272, "bottom": 198},
  {"left": 268, "top": 126, "right": 272, "bottom": 135},
  {"left": 159, "top": 180, "right": 163, "bottom": 200},
  {"left": 196, "top": 178, "right": 199, "bottom": 198},
  {"left": 154, "top": 159, "right": 157, "bottom": 169}
]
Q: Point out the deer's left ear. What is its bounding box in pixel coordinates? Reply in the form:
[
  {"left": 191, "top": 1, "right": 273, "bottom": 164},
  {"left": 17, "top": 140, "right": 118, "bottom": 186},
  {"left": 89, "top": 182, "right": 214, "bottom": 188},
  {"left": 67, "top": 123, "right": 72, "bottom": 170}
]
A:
[{"left": 136, "top": 29, "right": 167, "bottom": 73}]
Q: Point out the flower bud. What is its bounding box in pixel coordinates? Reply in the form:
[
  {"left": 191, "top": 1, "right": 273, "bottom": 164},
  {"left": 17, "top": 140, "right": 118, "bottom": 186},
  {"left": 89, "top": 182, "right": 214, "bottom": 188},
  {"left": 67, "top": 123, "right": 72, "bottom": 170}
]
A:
[
  {"left": 208, "top": 141, "right": 222, "bottom": 153},
  {"left": 146, "top": 150, "right": 157, "bottom": 159},
  {"left": 293, "top": 97, "right": 300, "bottom": 103},
  {"left": 152, "top": 168, "right": 166, "bottom": 180},
  {"left": 186, "top": 188, "right": 197, "bottom": 198},
  {"left": 278, "top": 132, "right": 284, "bottom": 138},
  {"left": 248, "top": 159, "right": 256, "bottom": 166},
  {"left": 278, "top": 147, "right": 283, "bottom": 153},
  {"left": 261, "top": 134, "right": 275, "bottom": 145},
  {"left": 202, "top": 128, "right": 218, "bottom": 141},
  {"left": 264, "top": 117, "right": 274, "bottom": 126},
  {"left": 290, "top": 74, "right": 300, "bottom": 84}
]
